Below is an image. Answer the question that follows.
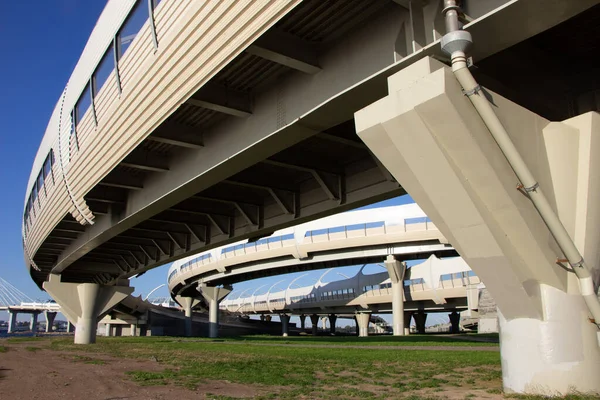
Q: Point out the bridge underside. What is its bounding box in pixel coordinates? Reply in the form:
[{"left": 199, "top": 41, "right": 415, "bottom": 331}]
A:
[{"left": 29, "top": 1, "right": 599, "bottom": 294}]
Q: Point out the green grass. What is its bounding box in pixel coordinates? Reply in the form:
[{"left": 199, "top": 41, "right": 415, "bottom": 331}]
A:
[
  {"left": 25, "top": 346, "right": 42, "bottom": 352},
  {"left": 173, "top": 333, "right": 499, "bottom": 347},
  {"left": 0, "top": 345, "right": 7, "bottom": 353},
  {"left": 6, "top": 336, "right": 47, "bottom": 343},
  {"left": 47, "top": 336, "right": 500, "bottom": 399},
  {"left": 37, "top": 335, "right": 595, "bottom": 400}
]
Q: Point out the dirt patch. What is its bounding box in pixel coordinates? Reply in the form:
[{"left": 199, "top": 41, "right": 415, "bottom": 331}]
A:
[{"left": 0, "top": 339, "right": 265, "bottom": 399}]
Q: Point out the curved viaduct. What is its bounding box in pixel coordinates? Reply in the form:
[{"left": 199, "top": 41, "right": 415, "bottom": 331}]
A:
[
  {"left": 167, "top": 204, "right": 459, "bottom": 336},
  {"left": 23, "top": 0, "right": 600, "bottom": 395},
  {"left": 217, "top": 255, "right": 483, "bottom": 337},
  {"left": 167, "top": 204, "right": 455, "bottom": 294}
]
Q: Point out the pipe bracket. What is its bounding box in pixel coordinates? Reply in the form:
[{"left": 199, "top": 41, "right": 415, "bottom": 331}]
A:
[
  {"left": 462, "top": 85, "right": 482, "bottom": 97},
  {"left": 518, "top": 182, "right": 539, "bottom": 193},
  {"left": 571, "top": 258, "right": 585, "bottom": 269}
]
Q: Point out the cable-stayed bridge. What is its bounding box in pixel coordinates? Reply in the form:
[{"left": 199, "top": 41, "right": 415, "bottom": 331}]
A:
[{"left": 0, "top": 277, "right": 60, "bottom": 333}]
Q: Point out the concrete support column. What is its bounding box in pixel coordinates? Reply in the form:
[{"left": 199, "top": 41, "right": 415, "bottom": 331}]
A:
[
  {"left": 309, "top": 314, "right": 319, "bottom": 336},
  {"left": 449, "top": 311, "right": 460, "bottom": 333},
  {"left": 265, "top": 315, "right": 272, "bottom": 323},
  {"left": 130, "top": 323, "right": 137, "bottom": 337},
  {"left": 321, "top": 316, "right": 328, "bottom": 332},
  {"left": 414, "top": 312, "right": 427, "bottom": 334},
  {"left": 404, "top": 311, "right": 412, "bottom": 335},
  {"left": 76, "top": 284, "right": 101, "bottom": 343},
  {"left": 67, "top": 321, "right": 74, "bottom": 333},
  {"left": 280, "top": 314, "right": 290, "bottom": 337},
  {"left": 299, "top": 314, "right": 306, "bottom": 330},
  {"left": 354, "top": 316, "right": 359, "bottom": 336},
  {"left": 499, "top": 285, "right": 600, "bottom": 394},
  {"left": 43, "top": 274, "right": 133, "bottom": 344},
  {"left": 356, "top": 313, "right": 370, "bottom": 337},
  {"left": 176, "top": 296, "right": 200, "bottom": 337},
  {"left": 44, "top": 311, "right": 57, "bottom": 333},
  {"left": 354, "top": 56, "right": 600, "bottom": 395},
  {"left": 7, "top": 312, "right": 17, "bottom": 333},
  {"left": 105, "top": 323, "right": 112, "bottom": 337},
  {"left": 199, "top": 285, "right": 231, "bottom": 338},
  {"left": 385, "top": 255, "right": 407, "bottom": 336},
  {"left": 260, "top": 314, "right": 265, "bottom": 322},
  {"left": 328, "top": 314, "right": 337, "bottom": 335},
  {"left": 30, "top": 313, "right": 39, "bottom": 333}
]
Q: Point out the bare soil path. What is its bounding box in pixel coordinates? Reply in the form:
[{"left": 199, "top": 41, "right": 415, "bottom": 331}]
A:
[{"left": 0, "top": 340, "right": 256, "bottom": 399}]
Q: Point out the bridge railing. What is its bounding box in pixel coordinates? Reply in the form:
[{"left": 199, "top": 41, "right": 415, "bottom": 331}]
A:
[
  {"left": 221, "top": 271, "right": 479, "bottom": 314},
  {"left": 170, "top": 216, "right": 439, "bottom": 283}
]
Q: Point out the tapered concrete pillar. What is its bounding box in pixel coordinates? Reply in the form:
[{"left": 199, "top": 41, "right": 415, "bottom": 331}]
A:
[
  {"left": 328, "top": 314, "right": 337, "bottom": 334},
  {"left": 30, "top": 313, "right": 39, "bottom": 332},
  {"left": 310, "top": 314, "right": 319, "bottom": 336},
  {"left": 43, "top": 274, "right": 133, "bottom": 344},
  {"left": 449, "top": 311, "right": 460, "bottom": 333},
  {"left": 356, "top": 313, "right": 370, "bottom": 337},
  {"left": 355, "top": 56, "right": 600, "bottom": 395},
  {"left": 321, "top": 316, "right": 328, "bottom": 332},
  {"left": 175, "top": 296, "right": 200, "bottom": 337},
  {"left": 404, "top": 311, "right": 412, "bottom": 335},
  {"left": 265, "top": 314, "right": 272, "bottom": 323},
  {"left": 299, "top": 314, "right": 306, "bottom": 330},
  {"left": 199, "top": 285, "right": 231, "bottom": 338},
  {"left": 44, "top": 311, "right": 57, "bottom": 333},
  {"left": 105, "top": 323, "right": 112, "bottom": 337},
  {"left": 354, "top": 316, "right": 359, "bottom": 336},
  {"left": 384, "top": 255, "right": 407, "bottom": 336},
  {"left": 280, "top": 314, "right": 290, "bottom": 336},
  {"left": 8, "top": 312, "right": 17, "bottom": 333},
  {"left": 414, "top": 312, "right": 427, "bottom": 334},
  {"left": 130, "top": 323, "right": 138, "bottom": 336}
]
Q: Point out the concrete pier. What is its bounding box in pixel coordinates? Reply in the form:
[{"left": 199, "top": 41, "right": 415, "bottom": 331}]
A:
[
  {"left": 328, "top": 314, "right": 337, "bottom": 335},
  {"left": 43, "top": 274, "right": 133, "bottom": 344},
  {"left": 310, "top": 314, "right": 319, "bottom": 336},
  {"left": 44, "top": 311, "right": 57, "bottom": 333},
  {"left": 384, "top": 255, "right": 406, "bottom": 336},
  {"left": 356, "top": 313, "right": 370, "bottom": 337},
  {"left": 280, "top": 314, "right": 290, "bottom": 337},
  {"left": 199, "top": 285, "right": 231, "bottom": 338}
]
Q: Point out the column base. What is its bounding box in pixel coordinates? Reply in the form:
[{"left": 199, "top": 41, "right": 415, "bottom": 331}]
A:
[{"left": 500, "top": 285, "right": 600, "bottom": 395}]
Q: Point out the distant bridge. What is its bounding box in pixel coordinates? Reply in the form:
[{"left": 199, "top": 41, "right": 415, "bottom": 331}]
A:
[
  {"left": 0, "top": 277, "right": 61, "bottom": 333},
  {"left": 220, "top": 255, "right": 484, "bottom": 336}
]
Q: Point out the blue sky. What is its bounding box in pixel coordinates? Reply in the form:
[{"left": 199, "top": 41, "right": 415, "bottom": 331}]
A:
[
  {"left": 0, "top": 2, "right": 448, "bottom": 327},
  {"left": 0, "top": 1, "right": 108, "bottom": 300}
]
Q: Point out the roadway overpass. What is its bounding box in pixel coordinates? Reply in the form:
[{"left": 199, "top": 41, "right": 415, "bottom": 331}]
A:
[
  {"left": 218, "top": 255, "right": 485, "bottom": 337},
  {"left": 23, "top": 0, "right": 600, "bottom": 395},
  {"left": 167, "top": 203, "right": 461, "bottom": 337}
]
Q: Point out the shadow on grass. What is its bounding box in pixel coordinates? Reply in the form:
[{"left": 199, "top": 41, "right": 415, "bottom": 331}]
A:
[{"left": 201, "top": 333, "right": 499, "bottom": 346}]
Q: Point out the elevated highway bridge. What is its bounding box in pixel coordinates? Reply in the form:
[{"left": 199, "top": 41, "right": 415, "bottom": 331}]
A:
[
  {"left": 218, "top": 255, "right": 483, "bottom": 337},
  {"left": 23, "top": 0, "right": 600, "bottom": 395}
]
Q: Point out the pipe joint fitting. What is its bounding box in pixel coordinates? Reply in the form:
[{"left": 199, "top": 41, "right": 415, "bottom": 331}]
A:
[{"left": 441, "top": 30, "right": 473, "bottom": 56}]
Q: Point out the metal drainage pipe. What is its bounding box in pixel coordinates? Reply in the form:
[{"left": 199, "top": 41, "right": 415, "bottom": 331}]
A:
[{"left": 440, "top": 0, "right": 600, "bottom": 325}]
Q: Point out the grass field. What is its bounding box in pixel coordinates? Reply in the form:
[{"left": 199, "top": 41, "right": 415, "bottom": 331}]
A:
[{"left": 4, "top": 334, "right": 597, "bottom": 399}]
